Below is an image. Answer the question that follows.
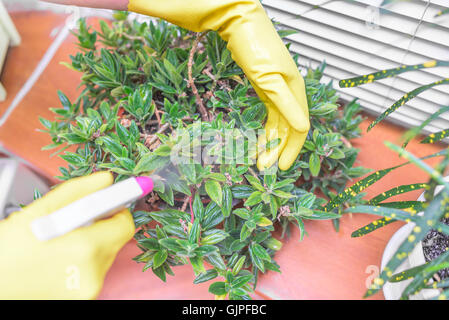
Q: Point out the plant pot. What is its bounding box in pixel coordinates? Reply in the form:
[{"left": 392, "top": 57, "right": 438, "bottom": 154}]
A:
[
  {"left": 381, "top": 182, "right": 449, "bottom": 300},
  {"left": 0, "top": 0, "right": 21, "bottom": 101},
  {"left": 0, "top": 159, "right": 50, "bottom": 220}
]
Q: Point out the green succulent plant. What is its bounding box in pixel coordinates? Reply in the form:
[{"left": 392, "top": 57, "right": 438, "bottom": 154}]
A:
[
  {"left": 40, "top": 14, "right": 369, "bottom": 299},
  {"left": 337, "top": 56, "right": 449, "bottom": 299}
]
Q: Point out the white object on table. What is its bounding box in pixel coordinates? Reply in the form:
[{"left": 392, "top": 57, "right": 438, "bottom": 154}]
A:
[
  {"left": 31, "top": 178, "right": 142, "bottom": 241},
  {"left": 0, "top": 0, "right": 21, "bottom": 101},
  {"left": 381, "top": 180, "right": 449, "bottom": 300},
  {"left": 0, "top": 159, "right": 49, "bottom": 220}
]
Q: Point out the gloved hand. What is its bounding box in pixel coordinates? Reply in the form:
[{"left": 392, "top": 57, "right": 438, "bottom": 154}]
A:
[
  {"left": 0, "top": 172, "right": 135, "bottom": 299},
  {"left": 128, "top": 0, "right": 310, "bottom": 171}
]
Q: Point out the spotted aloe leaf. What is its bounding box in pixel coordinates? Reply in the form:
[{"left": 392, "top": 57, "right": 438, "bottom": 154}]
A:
[
  {"left": 421, "top": 128, "right": 449, "bottom": 144},
  {"left": 435, "top": 8, "right": 449, "bottom": 17},
  {"left": 351, "top": 217, "right": 396, "bottom": 238},
  {"left": 351, "top": 199, "right": 426, "bottom": 238},
  {"left": 389, "top": 249, "right": 449, "bottom": 284},
  {"left": 339, "top": 60, "right": 449, "bottom": 88},
  {"left": 378, "top": 201, "right": 426, "bottom": 211},
  {"left": 385, "top": 142, "right": 449, "bottom": 189},
  {"left": 399, "top": 250, "right": 449, "bottom": 299},
  {"left": 363, "top": 191, "right": 449, "bottom": 298},
  {"left": 346, "top": 205, "right": 417, "bottom": 223},
  {"left": 403, "top": 106, "right": 449, "bottom": 147},
  {"left": 324, "top": 164, "right": 402, "bottom": 212},
  {"left": 367, "top": 79, "right": 449, "bottom": 131},
  {"left": 369, "top": 183, "right": 428, "bottom": 204}
]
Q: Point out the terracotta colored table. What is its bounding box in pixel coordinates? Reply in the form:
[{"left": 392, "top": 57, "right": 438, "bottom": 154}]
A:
[{"left": 0, "top": 11, "right": 444, "bottom": 300}]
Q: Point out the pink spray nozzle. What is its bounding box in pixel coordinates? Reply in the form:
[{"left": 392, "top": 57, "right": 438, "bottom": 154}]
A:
[{"left": 135, "top": 176, "right": 154, "bottom": 197}]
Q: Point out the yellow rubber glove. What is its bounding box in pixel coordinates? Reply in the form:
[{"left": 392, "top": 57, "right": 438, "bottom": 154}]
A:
[
  {"left": 0, "top": 172, "right": 135, "bottom": 300},
  {"left": 128, "top": 0, "right": 310, "bottom": 171}
]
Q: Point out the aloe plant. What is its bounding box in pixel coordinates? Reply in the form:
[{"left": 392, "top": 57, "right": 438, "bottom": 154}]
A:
[{"left": 337, "top": 50, "right": 449, "bottom": 299}]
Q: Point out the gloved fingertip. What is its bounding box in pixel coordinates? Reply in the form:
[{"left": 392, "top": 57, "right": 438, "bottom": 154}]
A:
[
  {"left": 109, "top": 209, "right": 135, "bottom": 243},
  {"left": 286, "top": 110, "right": 310, "bottom": 133},
  {"left": 278, "top": 131, "right": 308, "bottom": 170},
  {"left": 91, "top": 170, "right": 114, "bottom": 184},
  {"left": 81, "top": 209, "right": 135, "bottom": 253},
  {"left": 24, "top": 171, "right": 116, "bottom": 220},
  {"left": 257, "top": 134, "right": 266, "bottom": 154},
  {"left": 257, "top": 152, "right": 277, "bottom": 172},
  {"left": 278, "top": 146, "right": 298, "bottom": 170},
  {"left": 62, "top": 171, "right": 114, "bottom": 191},
  {"left": 278, "top": 156, "right": 295, "bottom": 171},
  {"left": 256, "top": 159, "right": 265, "bottom": 171}
]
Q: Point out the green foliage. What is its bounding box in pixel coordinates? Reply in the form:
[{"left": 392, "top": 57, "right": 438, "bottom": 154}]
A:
[{"left": 42, "top": 17, "right": 368, "bottom": 299}]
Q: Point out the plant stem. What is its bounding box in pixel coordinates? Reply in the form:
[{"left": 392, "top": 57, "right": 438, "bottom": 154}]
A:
[
  {"left": 248, "top": 167, "right": 259, "bottom": 180},
  {"left": 181, "top": 196, "right": 189, "bottom": 212},
  {"left": 340, "top": 135, "right": 352, "bottom": 148},
  {"left": 153, "top": 102, "right": 162, "bottom": 125},
  {"left": 203, "top": 67, "right": 218, "bottom": 93},
  {"left": 147, "top": 123, "right": 170, "bottom": 146},
  {"left": 147, "top": 120, "right": 160, "bottom": 125},
  {"left": 187, "top": 32, "right": 209, "bottom": 122},
  {"left": 189, "top": 194, "right": 194, "bottom": 223}
]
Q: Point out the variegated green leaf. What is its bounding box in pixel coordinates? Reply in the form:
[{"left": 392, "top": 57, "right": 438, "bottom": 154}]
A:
[
  {"left": 385, "top": 142, "right": 449, "bottom": 189},
  {"left": 403, "top": 106, "right": 449, "bottom": 147},
  {"left": 421, "top": 128, "right": 449, "bottom": 144},
  {"left": 205, "top": 180, "right": 223, "bottom": 207},
  {"left": 351, "top": 218, "right": 396, "bottom": 238},
  {"left": 339, "top": 60, "right": 449, "bottom": 88},
  {"left": 329, "top": 153, "right": 441, "bottom": 215},
  {"left": 193, "top": 269, "right": 218, "bottom": 284},
  {"left": 364, "top": 191, "right": 449, "bottom": 298},
  {"left": 324, "top": 164, "right": 402, "bottom": 212},
  {"left": 347, "top": 205, "right": 449, "bottom": 237},
  {"left": 435, "top": 8, "right": 449, "bottom": 17},
  {"left": 351, "top": 199, "right": 426, "bottom": 238},
  {"left": 296, "top": 209, "right": 341, "bottom": 220},
  {"left": 367, "top": 79, "right": 449, "bottom": 131},
  {"left": 400, "top": 250, "right": 449, "bottom": 299},
  {"left": 245, "top": 174, "right": 264, "bottom": 192},
  {"left": 378, "top": 201, "right": 425, "bottom": 212},
  {"left": 369, "top": 183, "right": 428, "bottom": 204}
]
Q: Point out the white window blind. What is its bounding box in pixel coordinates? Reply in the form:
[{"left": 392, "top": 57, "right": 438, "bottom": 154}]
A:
[{"left": 263, "top": 0, "right": 449, "bottom": 134}]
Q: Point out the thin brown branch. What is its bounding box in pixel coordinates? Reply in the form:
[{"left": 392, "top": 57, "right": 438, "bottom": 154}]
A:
[
  {"left": 153, "top": 101, "right": 193, "bottom": 122},
  {"left": 187, "top": 32, "right": 209, "bottom": 122},
  {"left": 146, "top": 123, "right": 170, "bottom": 146},
  {"left": 340, "top": 135, "right": 353, "bottom": 148},
  {"left": 248, "top": 167, "right": 259, "bottom": 180},
  {"left": 203, "top": 67, "right": 218, "bottom": 95},
  {"left": 153, "top": 101, "right": 162, "bottom": 125},
  {"left": 189, "top": 194, "right": 194, "bottom": 223}
]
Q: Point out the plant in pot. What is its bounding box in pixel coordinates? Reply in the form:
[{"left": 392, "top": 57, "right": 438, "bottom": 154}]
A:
[
  {"left": 39, "top": 15, "right": 370, "bottom": 299},
  {"left": 335, "top": 60, "right": 449, "bottom": 300}
]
